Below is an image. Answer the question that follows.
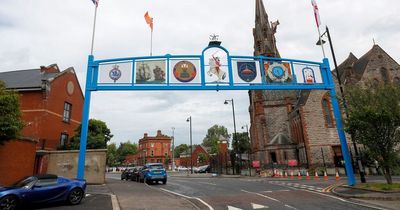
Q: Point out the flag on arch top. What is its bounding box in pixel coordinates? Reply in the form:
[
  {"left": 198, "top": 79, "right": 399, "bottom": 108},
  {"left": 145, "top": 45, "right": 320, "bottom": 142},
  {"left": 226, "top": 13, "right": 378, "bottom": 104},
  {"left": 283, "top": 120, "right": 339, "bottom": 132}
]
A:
[
  {"left": 311, "top": 0, "right": 321, "bottom": 28},
  {"left": 91, "top": 0, "right": 99, "bottom": 7},
  {"left": 144, "top": 11, "right": 153, "bottom": 31}
]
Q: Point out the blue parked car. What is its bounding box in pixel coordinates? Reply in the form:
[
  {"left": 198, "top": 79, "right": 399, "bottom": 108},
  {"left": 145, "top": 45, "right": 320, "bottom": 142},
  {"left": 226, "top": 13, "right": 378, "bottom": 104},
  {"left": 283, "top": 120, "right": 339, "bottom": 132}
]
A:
[
  {"left": 0, "top": 174, "right": 86, "bottom": 210},
  {"left": 138, "top": 163, "right": 167, "bottom": 184}
]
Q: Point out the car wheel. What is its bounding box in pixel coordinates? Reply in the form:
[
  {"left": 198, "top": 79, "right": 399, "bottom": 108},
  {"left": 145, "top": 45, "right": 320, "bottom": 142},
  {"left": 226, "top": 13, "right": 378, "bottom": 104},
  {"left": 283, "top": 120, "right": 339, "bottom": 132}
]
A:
[
  {"left": 68, "top": 188, "right": 84, "bottom": 205},
  {"left": 0, "top": 195, "right": 18, "bottom": 210},
  {"left": 162, "top": 179, "right": 167, "bottom": 185}
]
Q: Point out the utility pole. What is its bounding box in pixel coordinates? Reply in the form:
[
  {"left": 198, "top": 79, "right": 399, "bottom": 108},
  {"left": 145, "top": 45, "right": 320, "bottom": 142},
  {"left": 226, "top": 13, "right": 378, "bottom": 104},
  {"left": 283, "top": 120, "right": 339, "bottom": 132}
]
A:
[{"left": 171, "top": 127, "right": 175, "bottom": 171}]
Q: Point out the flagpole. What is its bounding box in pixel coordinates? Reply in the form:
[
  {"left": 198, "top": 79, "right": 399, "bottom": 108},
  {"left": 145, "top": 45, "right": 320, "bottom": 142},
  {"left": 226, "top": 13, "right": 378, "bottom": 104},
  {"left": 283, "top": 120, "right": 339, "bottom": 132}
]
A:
[
  {"left": 150, "top": 29, "right": 153, "bottom": 56},
  {"left": 317, "top": 26, "right": 326, "bottom": 58},
  {"left": 90, "top": 5, "right": 98, "bottom": 55}
]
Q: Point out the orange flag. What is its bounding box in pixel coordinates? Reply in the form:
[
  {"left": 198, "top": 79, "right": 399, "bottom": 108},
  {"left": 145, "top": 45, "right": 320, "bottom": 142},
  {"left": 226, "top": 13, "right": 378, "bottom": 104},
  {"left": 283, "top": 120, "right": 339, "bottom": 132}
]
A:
[{"left": 144, "top": 11, "right": 153, "bottom": 31}]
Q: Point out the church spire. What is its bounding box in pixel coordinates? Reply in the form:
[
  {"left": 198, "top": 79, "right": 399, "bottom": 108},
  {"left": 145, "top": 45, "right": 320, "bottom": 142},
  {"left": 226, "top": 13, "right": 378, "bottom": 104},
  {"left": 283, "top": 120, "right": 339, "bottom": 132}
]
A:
[{"left": 254, "top": 0, "right": 280, "bottom": 58}]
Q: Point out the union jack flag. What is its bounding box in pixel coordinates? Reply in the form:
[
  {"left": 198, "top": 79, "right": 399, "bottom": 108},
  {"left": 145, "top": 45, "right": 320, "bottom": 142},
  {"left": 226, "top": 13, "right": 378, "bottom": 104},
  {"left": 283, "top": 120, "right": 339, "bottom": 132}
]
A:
[
  {"left": 91, "top": 0, "right": 99, "bottom": 7},
  {"left": 311, "top": 0, "right": 321, "bottom": 27}
]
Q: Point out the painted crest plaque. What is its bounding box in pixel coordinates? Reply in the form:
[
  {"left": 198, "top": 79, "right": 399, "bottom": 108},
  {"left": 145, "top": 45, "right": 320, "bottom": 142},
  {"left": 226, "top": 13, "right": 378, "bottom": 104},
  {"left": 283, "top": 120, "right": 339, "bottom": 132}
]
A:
[
  {"left": 207, "top": 55, "right": 226, "bottom": 82},
  {"left": 109, "top": 64, "right": 122, "bottom": 82},
  {"left": 237, "top": 61, "right": 257, "bottom": 82},
  {"left": 173, "top": 61, "right": 197, "bottom": 82},
  {"left": 302, "top": 67, "right": 315, "bottom": 83},
  {"left": 265, "top": 62, "right": 292, "bottom": 82},
  {"left": 135, "top": 60, "right": 166, "bottom": 84}
]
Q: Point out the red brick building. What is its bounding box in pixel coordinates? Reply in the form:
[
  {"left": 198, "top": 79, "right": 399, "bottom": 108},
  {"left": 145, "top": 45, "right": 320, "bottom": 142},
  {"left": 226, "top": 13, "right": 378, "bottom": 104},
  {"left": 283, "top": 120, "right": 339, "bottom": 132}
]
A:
[
  {"left": 0, "top": 64, "right": 84, "bottom": 174},
  {"left": 138, "top": 130, "right": 172, "bottom": 166},
  {"left": 179, "top": 145, "right": 211, "bottom": 168}
]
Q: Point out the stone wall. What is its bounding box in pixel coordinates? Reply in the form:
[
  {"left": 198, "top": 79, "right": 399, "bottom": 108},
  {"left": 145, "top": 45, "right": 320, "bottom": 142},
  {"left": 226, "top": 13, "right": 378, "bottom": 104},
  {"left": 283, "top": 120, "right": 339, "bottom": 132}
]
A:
[
  {"left": 301, "top": 90, "right": 353, "bottom": 166},
  {"left": 46, "top": 149, "right": 106, "bottom": 184}
]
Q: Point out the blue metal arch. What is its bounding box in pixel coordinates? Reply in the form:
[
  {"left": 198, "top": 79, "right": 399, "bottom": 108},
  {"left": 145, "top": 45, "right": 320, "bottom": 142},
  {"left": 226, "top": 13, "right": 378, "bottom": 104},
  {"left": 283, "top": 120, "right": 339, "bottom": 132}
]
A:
[{"left": 76, "top": 46, "right": 356, "bottom": 186}]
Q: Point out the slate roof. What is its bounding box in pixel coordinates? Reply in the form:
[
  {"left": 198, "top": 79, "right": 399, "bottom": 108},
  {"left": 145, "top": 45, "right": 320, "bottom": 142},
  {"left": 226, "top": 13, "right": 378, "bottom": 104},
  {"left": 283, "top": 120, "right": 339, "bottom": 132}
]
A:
[
  {"left": 334, "top": 44, "right": 399, "bottom": 84},
  {"left": 333, "top": 52, "right": 358, "bottom": 83},
  {"left": 0, "top": 64, "right": 60, "bottom": 90}
]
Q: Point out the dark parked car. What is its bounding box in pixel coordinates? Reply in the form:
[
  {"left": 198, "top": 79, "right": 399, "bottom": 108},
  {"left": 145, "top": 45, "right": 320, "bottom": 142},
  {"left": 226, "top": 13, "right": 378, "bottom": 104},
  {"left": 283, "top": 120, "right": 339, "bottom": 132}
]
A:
[
  {"left": 130, "top": 166, "right": 143, "bottom": 182},
  {"left": 197, "top": 165, "right": 211, "bottom": 173},
  {"left": 0, "top": 174, "right": 86, "bottom": 210},
  {"left": 121, "top": 168, "right": 134, "bottom": 180},
  {"left": 138, "top": 163, "right": 167, "bottom": 184}
]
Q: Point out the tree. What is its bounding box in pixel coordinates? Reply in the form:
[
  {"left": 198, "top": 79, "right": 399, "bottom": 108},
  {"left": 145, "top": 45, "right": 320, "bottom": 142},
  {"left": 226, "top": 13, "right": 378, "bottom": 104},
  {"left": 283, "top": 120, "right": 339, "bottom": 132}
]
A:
[
  {"left": 174, "top": 144, "right": 189, "bottom": 158},
  {"left": 68, "top": 119, "right": 113, "bottom": 150},
  {"left": 107, "top": 143, "right": 117, "bottom": 166},
  {"left": 0, "top": 81, "right": 24, "bottom": 145},
  {"left": 232, "top": 132, "right": 251, "bottom": 174},
  {"left": 116, "top": 141, "right": 138, "bottom": 164},
  {"left": 344, "top": 83, "right": 400, "bottom": 184},
  {"left": 198, "top": 153, "right": 207, "bottom": 164},
  {"left": 202, "top": 125, "right": 230, "bottom": 154},
  {"left": 233, "top": 132, "right": 251, "bottom": 155}
]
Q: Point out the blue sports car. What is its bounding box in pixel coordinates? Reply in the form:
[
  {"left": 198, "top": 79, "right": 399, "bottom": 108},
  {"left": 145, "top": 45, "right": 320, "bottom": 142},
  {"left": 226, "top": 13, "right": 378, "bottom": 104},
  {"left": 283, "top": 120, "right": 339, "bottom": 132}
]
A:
[{"left": 0, "top": 174, "right": 86, "bottom": 210}]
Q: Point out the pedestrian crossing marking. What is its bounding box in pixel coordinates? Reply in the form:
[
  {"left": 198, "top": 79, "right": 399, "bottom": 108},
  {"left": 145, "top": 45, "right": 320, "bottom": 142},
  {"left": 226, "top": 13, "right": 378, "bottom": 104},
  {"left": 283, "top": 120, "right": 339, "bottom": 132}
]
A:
[
  {"left": 252, "top": 203, "right": 269, "bottom": 209},
  {"left": 227, "top": 205, "right": 242, "bottom": 210}
]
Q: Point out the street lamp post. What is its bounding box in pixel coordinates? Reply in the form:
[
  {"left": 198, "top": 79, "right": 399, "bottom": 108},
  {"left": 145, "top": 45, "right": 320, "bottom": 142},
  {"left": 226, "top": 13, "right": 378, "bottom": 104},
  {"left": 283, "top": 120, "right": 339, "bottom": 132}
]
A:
[
  {"left": 172, "top": 127, "right": 175, "bottom": 171},
  {"left": 224, "top": 99, "right": 238, "bottom": 174},
  {"left": 242, "top": 124, "right": 251, "bottom": 177},
  {"left": 186, "top": 116, "right": 193, "bottom": 174},
  {"left": 317, "top": 26, "right": 366, "bottom": 183}
]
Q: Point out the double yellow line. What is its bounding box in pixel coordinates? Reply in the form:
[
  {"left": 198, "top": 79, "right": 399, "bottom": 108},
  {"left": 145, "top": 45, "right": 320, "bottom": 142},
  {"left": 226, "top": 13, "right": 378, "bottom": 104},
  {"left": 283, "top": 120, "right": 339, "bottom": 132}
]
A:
[{"left": 322, "top": 184, "right": 336, "bottom": 192}]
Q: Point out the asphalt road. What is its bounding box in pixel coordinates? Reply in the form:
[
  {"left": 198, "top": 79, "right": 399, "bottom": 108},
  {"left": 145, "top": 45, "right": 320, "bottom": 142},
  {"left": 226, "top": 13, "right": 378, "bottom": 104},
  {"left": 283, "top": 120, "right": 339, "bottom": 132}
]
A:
[{"left": 107, "top": 173, "right": 384, "bottom": 210}]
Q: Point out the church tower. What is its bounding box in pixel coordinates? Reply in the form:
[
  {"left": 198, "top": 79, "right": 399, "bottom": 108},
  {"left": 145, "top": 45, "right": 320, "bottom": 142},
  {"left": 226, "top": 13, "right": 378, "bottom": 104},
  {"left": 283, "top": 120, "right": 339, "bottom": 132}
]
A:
[
  {"left": 249, "top": 0, "right": 297, "bottom": 166},
  {"left": 253, "top": 0, "right": 280, "bottom": 58}
]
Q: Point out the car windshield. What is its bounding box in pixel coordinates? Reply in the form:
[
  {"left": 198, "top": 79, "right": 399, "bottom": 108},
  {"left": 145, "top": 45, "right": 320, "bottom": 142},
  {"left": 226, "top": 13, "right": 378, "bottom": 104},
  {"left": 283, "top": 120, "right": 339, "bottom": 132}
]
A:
[
  {"left": 12, "top": 177, "right": 37, "bottom": 188},
  {"left": 148, "top": 165, "right": 164, "bottom": 169}
]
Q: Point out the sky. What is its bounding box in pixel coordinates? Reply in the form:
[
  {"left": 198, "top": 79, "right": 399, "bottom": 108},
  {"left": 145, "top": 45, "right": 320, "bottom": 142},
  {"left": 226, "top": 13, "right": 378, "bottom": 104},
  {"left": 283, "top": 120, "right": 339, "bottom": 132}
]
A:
[{"left": 1, "top": 0, "right": 399, "bottom": 147}]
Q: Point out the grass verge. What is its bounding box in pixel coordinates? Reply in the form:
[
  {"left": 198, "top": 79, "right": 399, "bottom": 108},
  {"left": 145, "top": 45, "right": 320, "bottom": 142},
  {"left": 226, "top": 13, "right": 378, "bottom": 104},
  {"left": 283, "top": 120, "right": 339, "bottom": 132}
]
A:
[{"left": 355, "top": 183, "right": 400, "bottom": 191}]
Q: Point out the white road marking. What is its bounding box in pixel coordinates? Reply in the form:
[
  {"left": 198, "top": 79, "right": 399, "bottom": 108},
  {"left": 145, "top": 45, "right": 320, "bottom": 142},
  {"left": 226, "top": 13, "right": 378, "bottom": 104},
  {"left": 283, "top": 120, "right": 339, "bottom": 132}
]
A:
[
  {"left": 111, "top": 194, "right": 120, "bottom": 210},
  {"left": 227, "top": 205, "right": 243, "bottom": 210},
  {"left": 278, "top": 190, "right": 290, "bottom": 192},
  {"left": 262, "top": 191, "right": 273, "bottom": 193},
  {"left": 199, "top": 181, "right": 217, "bottom": 186},
  {"left": 108, "top": 176, "right": 123, "bottom": 180},
  {"left": 160, "top": 188, "right": 214, "bottom": 210},
  {"left": 85, "top": 193, "right": 91, "bottom": 197},
  {"left": 252, "top": 203, "right": 269, "bottom": 209},
  {"left": 284, "top": 204, "right": 297, "bottom": 210},
  {"left": 241, "top": 190, "right": 280, "bottom": 202}
]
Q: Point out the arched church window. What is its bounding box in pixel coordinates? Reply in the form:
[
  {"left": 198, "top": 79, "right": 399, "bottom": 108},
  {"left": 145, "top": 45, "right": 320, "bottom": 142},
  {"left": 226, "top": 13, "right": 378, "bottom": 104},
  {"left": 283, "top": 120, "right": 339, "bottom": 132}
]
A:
[
  {"left": 380, "top": 68, "right": 389, "bottom": 83},
  {"left": 322, "top": 98, "right": 334, "bottom": 128},
  {"left": 393, "top": 77, "right": 400, "bottom": 85},
  {"left": 372, "top": 78, "right": 379, "bottom": 86}
]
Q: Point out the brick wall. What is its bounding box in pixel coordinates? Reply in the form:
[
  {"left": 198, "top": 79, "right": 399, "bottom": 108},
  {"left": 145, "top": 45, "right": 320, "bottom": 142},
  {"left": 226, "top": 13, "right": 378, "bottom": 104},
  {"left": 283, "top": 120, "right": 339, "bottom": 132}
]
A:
[
  {"left": 192, "top": 146, "right": 210, "bottom": 167},
  {"left": 0, "top": 139, "right": 37, "bottom": 186},
  {"left": 19, "top": 69, "right": 83, "bottom": 150}
]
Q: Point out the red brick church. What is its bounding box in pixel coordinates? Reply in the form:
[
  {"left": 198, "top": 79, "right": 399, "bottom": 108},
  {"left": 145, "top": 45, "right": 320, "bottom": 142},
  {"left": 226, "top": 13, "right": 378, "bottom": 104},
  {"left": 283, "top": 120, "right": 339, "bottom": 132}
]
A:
[{"left": 249, "top": 0, "right": 400, "bottom": 170}]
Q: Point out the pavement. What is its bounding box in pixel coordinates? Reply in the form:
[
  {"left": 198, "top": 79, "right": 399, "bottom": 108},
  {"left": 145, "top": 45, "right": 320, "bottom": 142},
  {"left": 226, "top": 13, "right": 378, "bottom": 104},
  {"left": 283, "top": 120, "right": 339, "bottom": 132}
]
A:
[{"left": 332, "top": 184, "right": 400, "bottom": 210}]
